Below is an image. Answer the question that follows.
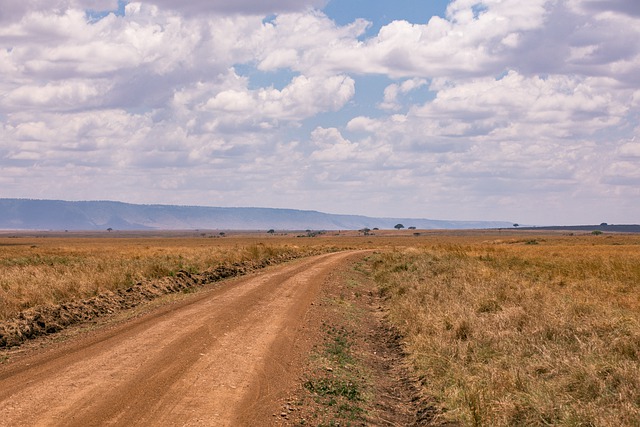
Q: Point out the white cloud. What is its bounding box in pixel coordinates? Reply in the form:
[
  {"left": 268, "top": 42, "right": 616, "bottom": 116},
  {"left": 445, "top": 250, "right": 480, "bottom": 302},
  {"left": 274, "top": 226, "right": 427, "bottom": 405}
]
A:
[
  {"left": 417, "top": 71, "right": 631, "bottom": 138},
  {"left": 324, "top": 63, "right": 637, "bottom": 222},
  {"left": 2, "top": 109, "right": 151, "bottom": 164},
  {"left": 254, "top": 11, "right": 369, "bottom": 75},
  {"left": 1, "top": 80, "right": 112, "bottom": 110},
  {"left": 0, "top": 0, "right": 119, "bottom": 23},
  {"left": 146, "top": 0, "right": 327, "bottom": 16},
  {"left": 200, "top": 73, "right": 355, "bottom": 122},
  {"left": 310, "top": 127, "right": 359, "bottom": 162},
  {"left": 279, "top": 0, "right": 552, "bottom": 78},
  {"left": 603, "top": 161, "right": 640, "bottom": 187},
  {"left": 1, "top": 0, "right": 639, "bottom": 224},
  {"left": 0, "top": 5, "right": 208, "bottom": 79},
  {"left": 241, "top": 0, "right": 640, "bottom": 88},
  {"left": 379, "top": 78, "right": 427, "bottom": 110},
  {"left": 0, "top": 0, "right": 328, "bottom": 23},
  {"left": 576, "top": 0, "right": 640, "bottom": 17},
  {"left": 205, "top": 90, "right": 255, "bottom": 113},
  {"left": 617, "top": 138, "right": 640, "bottom": 158}
]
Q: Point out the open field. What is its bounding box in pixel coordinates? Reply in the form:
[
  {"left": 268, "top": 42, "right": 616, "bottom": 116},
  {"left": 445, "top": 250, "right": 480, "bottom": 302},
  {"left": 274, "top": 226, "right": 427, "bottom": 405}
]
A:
[
  {"left": 1, "top": 229, "right": 639, "bottom": 425},
  {"left": 367, "top": 232, "right": 640, "bottom": 425},
  {"left": 0, "top": 228, "right": 475, "bottom": 321},
  {"left": 0, "top": 231, "right": 348, "bottom": 321}
]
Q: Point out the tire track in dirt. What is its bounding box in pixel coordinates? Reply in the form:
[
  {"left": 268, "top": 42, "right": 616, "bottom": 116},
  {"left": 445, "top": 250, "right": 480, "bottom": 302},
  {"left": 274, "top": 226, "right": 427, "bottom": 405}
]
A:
[{"left": 0, "top": 251, "right": 362, "bottom": 426}]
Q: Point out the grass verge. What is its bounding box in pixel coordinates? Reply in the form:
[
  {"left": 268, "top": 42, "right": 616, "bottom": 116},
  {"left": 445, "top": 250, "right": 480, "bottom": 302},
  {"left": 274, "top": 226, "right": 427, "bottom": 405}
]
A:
[
  {"left": 0, "top": 238, "right": 332, "bottom": 321},
  {"left": 285, "top": 253, "right": 418, "bottom": 426},
  {"left": 301, "top": 322, "right": 367, "bottom": 426}
]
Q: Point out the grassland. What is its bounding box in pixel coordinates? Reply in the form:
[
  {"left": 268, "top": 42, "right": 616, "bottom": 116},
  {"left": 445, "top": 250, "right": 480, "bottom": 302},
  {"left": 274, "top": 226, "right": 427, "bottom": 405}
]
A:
[
  {"left": 0, "top": 231, "right": 349, "bottom": 321},
  {"left": 0, "top": 228, "right": 424, "bottom": 321},
  {"left": 1, "top": 229, "right": 639, "bottom": 425},
  {"left": 367, "top": 233, "right": 640, "bottom": 426}
]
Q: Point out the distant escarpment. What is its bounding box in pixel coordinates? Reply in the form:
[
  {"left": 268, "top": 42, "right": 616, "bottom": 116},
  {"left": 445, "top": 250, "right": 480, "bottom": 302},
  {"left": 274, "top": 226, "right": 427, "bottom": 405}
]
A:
[{"left": 0, "top": 199, "right": 513, "bottom": 231}]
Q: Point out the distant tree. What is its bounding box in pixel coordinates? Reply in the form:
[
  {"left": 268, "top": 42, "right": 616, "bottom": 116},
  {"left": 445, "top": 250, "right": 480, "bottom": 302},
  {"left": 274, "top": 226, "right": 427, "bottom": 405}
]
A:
[
  {"left": 600, "top": 222, "right": 608, "bottom": 226},
  {"left": 107, "top": 227, "right": 113, "bottom": 232},
  {"left": 513, "top": 223, "right": 519, "bottom": 228},
  {"left": 219, "top": 232, "right": 226, "bottom": 236},
  {"left": 408, "top": 226, "right": 416, "bottom": 230},
  {"left": 394, "top": 224, "right": 405, "bottom": 230},
  {"left": 267, "top": 229, "right": 275, "bottom": 234}
]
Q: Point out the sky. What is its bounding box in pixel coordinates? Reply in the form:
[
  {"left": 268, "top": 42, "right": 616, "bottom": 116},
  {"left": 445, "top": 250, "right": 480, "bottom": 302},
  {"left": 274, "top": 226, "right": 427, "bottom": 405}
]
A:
[{"left": 1, "top": 0, "right": 639, "bottom": 226}]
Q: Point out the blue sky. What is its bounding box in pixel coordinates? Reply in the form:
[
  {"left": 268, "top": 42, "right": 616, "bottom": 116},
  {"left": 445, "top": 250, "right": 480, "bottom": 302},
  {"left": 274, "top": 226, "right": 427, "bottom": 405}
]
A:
[
  {"left": 1, "top": 0, "right": 639, "bottom": 225},
  {"left": 324, "top": 0, "right": 449, "bottom": 35}
]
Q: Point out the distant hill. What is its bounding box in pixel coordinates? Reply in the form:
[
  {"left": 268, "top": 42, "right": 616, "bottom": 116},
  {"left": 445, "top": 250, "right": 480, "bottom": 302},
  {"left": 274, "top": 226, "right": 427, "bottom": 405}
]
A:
[{"left": 0, "top": 199, "right": 513, "bottom": 231}]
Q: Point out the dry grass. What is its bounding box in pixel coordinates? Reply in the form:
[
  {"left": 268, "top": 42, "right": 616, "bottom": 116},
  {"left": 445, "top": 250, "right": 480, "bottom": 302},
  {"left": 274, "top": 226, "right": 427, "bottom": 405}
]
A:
[
  {"left": 0, "top": 227, "right": 458, "bottom": 321},
  {"left": 0, "top": 232, "right": 345, "bottom": 321},
  {"left": 1, "top": 228, "right": 422, "bottom": 321},
  {"left": 2, "top": 229, "right": 639, "bottom": 425},
  {"left": 367, "top": 233, "right": 640, "bottom": 426}
]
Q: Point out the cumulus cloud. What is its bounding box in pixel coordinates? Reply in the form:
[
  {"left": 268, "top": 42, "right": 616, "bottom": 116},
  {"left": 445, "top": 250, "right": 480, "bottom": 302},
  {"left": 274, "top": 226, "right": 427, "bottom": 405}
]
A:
[
  {"left": 0, "top": 0, "right": 328, "bottom": 22},
  {"left": 619, "top": 143, "right": 640, "bottom": 158},
  {"left": 242, "top": 0, "right": 640, "bottom": 87},
  {"left": 147, "top": 0, "right": 328, "bottom": 16},
  {"left": 1, "top": 80, "right": 112, "bottom": 111},
  {"left": 1, "top": 0, "right": 639, "bottom": 224},
  {"left": 1, "top": 4, "right": 217, "bottom": 77},
  {"left": 254, "top": 11, "right": 369, "bottom": 74},
  {"left": 579, "top": 0, "right": 640, "bottom": 17},
  {"left": 0, "top": 5, "right": 264, "bottom": 114},
  {"left": 270, "top": 0, "right": 552, "bottom": 78},
  {"left": 175, "top": 72, "right": 356, "bottom": 134},
  {"left": 379, "top": 78, "right": 427, "bottom": 111},
  {"left": 419, "top": 71, "right": 631, "bottom": 138},
  {"left": 331, "top": 63, "right": 637, "bottom": 222},
  {"left": 0, "top": 0, "right": 119, "bottom": 23}
]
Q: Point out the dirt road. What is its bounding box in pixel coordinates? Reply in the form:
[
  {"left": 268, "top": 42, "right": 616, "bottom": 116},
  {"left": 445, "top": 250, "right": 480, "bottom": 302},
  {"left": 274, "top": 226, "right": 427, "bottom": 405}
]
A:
[{"left": 0, "top": 251, "right": 362, "bottom": 426}]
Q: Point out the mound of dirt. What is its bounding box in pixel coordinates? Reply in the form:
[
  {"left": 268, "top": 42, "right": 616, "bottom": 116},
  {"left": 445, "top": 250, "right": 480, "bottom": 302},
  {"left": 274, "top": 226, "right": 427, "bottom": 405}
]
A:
[{"left": 0, "top": 253, "right": 309, "bottom": 349}]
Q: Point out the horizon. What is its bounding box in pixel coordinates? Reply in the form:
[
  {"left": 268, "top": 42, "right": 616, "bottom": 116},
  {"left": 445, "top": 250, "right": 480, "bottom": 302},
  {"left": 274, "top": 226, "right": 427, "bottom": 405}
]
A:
[
  {"left": 2, "top": 196, "right": 513, "bottom": 222},
  {"left": 4, "top": 197, "right": 639, "bottom": 228},
  {"left": 1, "top": 1, "right": 639, "bottom": 226}
]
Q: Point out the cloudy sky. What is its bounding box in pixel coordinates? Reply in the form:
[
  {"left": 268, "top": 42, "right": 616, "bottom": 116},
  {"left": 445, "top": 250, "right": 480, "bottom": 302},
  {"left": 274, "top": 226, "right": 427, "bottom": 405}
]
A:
[{"left": 1, "top": 0, "right": 639, "bottom": 225}]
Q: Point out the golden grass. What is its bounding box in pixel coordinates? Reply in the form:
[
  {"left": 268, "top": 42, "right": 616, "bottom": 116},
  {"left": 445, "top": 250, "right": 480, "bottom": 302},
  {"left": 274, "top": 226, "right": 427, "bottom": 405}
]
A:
[
  {"left": 0, "top": 233, "right": 348, "bottom": 321},
  {"left": 0, "top": 227, "right": 439, "bottom": 321},
  {"left": 2, "top": 229, "right": 639, "bottom": 425},
  {"left": 367, "top": 233, "right": 640, "bottom": 426}
]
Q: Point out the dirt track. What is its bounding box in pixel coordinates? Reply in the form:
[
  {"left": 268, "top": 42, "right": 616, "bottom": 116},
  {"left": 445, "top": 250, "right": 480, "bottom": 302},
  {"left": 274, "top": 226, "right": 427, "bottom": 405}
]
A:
[{"left": 0, "top": 251, "right": 362, "bottom": 426}]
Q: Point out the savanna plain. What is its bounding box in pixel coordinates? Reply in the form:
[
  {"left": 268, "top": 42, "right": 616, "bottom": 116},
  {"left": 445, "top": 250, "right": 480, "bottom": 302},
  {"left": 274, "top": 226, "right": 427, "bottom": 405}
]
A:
[{"left": 0, "top": 229, "right": 639, "bottom": 426}]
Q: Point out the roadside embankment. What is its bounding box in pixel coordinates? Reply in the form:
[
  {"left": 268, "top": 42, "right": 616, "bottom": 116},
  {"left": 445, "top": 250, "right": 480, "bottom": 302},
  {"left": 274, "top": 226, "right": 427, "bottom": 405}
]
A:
[{"left": 0, "top": 251, "right": 329, "bottom": 348}]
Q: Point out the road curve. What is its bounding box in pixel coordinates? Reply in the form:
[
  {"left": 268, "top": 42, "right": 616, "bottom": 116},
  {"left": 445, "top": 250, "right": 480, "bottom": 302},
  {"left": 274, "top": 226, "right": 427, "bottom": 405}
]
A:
[{"left": 0, "top": 251, "right": 361, "bottom": 426}]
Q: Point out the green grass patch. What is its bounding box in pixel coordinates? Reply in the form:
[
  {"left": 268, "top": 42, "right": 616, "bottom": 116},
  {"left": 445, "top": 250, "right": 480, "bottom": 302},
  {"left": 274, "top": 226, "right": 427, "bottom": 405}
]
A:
[
  {"left": 323, "top": 324, "right": 354, "bottom": 367},
  {"left": 303, "top": 378, "right": 362, "bottom": 402}
]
